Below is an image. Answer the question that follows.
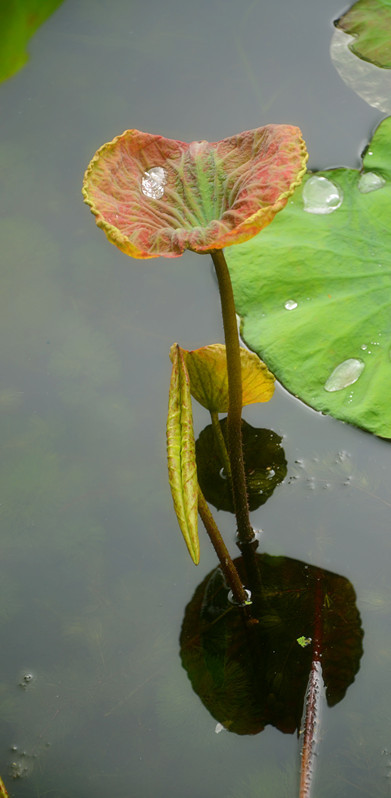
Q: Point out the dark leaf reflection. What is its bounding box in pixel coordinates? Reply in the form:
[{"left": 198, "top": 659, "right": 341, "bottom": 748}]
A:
[
  {"left": 180, "top": 551, "right": 364, "bottom": 735},
  {"left": 196, "top": 420, "right": 287, "bottom": 512}
]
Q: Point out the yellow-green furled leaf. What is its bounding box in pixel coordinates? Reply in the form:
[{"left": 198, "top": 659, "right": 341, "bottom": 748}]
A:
[
  {"left": 167, "top": 344, "right": 199, "bottom": 564},
  {"left": 170, "top": 343, "right": 274, "bottom": 412},
  {"left": 0, "top": 775, "right": 9, "bottom": 798}
]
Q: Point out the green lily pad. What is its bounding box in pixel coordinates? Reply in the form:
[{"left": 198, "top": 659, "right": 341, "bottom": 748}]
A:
[
  {"left": 226, "top": 117, "right": 391, "bottom": 438},
  {"left": 0, "top": 0, "right": 64, "bottom": 83},
  {"left": 335, "top": 0, "right": 391, "bottom": 69}
]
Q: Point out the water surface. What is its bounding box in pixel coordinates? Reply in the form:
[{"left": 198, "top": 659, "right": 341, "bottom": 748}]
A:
[{"left": 0, "top": 0, "right": 390, "bottom": 796}]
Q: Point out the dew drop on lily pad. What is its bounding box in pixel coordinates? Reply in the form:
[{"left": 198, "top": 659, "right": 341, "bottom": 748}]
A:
[
  {"left": 358, "top": 171, "right": 386, "bottom": 194},
  {"left": 284, "top": 299, "right": 298, "bottom": 310},
  {"left": 324, "top": 358, "right": 365, "bottom": 392},
  {"left": 141, "top": 167, "right": 167, "bottom": 199},
  {"left": 303, "top": 176, "right": 343, "bottom": 214}
]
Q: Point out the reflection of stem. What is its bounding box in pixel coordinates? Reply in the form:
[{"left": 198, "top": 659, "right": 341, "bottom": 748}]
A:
[
  {"left": 210, "top": 410, "right": 232, "bottom": 485},
  {"left": 299, "top": 570, "right": 324, "bottom": 798},
  {"left": 197, "top": 487, "right": 250, "bottom": 608},
  {"left": 299, "top": 661, "right": 323, "bottom": 798},
  {"left": 211, "top": 249, "right": 254, "bottom": 546}
]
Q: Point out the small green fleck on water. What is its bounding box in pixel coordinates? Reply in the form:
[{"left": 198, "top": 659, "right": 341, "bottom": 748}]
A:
[{"left": 297, "top": 636, "right": 312, "bottom": 648}]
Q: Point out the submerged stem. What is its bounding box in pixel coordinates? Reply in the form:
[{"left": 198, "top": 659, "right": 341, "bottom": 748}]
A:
[
  {"left": 210, "top": 410, "right": 232, "bottom": 484},
  {"left": 211, "top": 249, "right": 254, "bottom": 545}
]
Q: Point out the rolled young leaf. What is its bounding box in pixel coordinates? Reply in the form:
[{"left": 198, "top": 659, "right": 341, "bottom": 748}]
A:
[{"left": 167, "top": 344, "right": 199, "bottom": 564}]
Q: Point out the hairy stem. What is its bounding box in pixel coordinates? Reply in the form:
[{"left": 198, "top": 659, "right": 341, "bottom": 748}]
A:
[{"left": 211, "top": 249, "right": 254, "bottom": 545}]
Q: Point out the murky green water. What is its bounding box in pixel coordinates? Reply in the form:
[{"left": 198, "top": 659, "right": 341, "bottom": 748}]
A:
[{"left": 0, "top": 0, "right": 390, "bottom": 795}]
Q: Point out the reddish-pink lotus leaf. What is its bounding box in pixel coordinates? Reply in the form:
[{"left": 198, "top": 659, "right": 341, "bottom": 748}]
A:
[{"left": 82, "top": 126, "right": 308, "bottom": 259}]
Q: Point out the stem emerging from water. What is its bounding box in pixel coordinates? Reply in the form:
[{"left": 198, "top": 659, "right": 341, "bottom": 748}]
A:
[
  {"left": 211, "top": 249, "right": 254, "bottom": 545},
  {"left": 198, "top": 488, "right": 250, "bottom": 607}
]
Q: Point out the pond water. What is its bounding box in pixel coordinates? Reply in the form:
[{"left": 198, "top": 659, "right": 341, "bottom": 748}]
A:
[{"left": 1, "top": 0, "right": 390, "bottom": 796}]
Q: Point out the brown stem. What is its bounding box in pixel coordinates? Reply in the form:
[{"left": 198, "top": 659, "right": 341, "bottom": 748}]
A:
[
  {"left": 211, "top": 249, "right": 254, "bottom": 545},
  {"left": 197, "top": 487, "right": 250, "bottom": 607}
]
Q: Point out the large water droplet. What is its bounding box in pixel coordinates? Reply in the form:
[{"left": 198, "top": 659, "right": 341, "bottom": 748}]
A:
[
  {"left": 284, "top": 299, "right": 298, "bottom": 310},
  {"left": 303, "top": 176, "right": 343, "bottom": 214},
  {"left": 324, "top": 358, "right": 365, "bottom": 392},
  {"left": 141, "top": 167, "right": 167, "bottom": 199},
  {"left": 358, "top": 171, "right": 386, "bottom": 194}
]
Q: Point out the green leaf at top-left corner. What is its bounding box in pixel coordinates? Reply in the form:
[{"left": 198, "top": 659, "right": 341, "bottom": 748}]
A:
[{"left": 0, "top": 0, "right": 64, "bottom": 84}]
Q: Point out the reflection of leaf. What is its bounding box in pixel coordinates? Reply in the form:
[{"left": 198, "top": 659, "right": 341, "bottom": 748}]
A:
[
  {"left": 226, "top": 117, "right": 391, "bottom": 438},
  {"left": 170, "top": 343, "right": 274, "bottom": 412},
  {"left": 167, "top": 345, "right": 199, "bottom": 564},
  {"left": 0, "top": 0, "right": 64, "bottom": 83},
  {"left": 196, "top": 419, "right": 286, "bottom": 512},
  {"left": 335, "top": 0, "right": 391, "bottom": 69},
  {"left": 330, "top": 28, "right": 391, "bottom": 112},
  {"left": 180, "top": 553, "right": 363, "bottom": 736}
]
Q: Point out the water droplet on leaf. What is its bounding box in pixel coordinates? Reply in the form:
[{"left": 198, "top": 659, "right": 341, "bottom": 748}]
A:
[
  {"left": 358, "top": 171, "right": 386, "bottom": 193},
  {"left": 284, "top": 299, "right": 298, "bottom": 310},
  {"left": 324, "top": 358, "right": 365, "bottom": 392},
  {"left": 141, "top": 167, "right": 167, "bottom": 199},
  {"left": 303, "top": 176, "right": 343, "bottom": 214}
]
